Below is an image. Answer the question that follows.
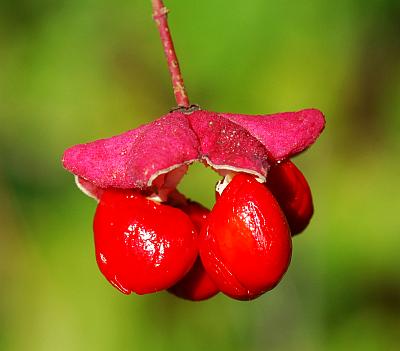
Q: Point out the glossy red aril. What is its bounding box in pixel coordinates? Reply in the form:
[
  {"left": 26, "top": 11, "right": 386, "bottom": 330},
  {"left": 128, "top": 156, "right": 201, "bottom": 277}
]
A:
[
  {"left": 181, "top": 200, "right": 209, "bottom": 232},
  {"left": 266, "top": 160, "right": 313, "bottom": 235},
  {"left": 200, "top": 173, "right": 292, "bottom": 300},
  {"left": 169, "top": 201, "right": 219, "bottom": 301},
  {"left": 93, "top": 189, "right": 197, "bottom": 295}
]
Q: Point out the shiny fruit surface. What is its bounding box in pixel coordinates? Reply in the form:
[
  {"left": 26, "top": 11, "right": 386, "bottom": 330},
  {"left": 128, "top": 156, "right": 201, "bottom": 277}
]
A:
[
  {"left": 169, "top": 200, "right": 219, "bottom": 301},
  {"left": 93, "top": 189, "right": 197, "bottom": 295},
  {"left": 266, "top": 160, "right": 313, "bottom": 235},
  {"left": 181, "top": 200, "right": 209, "bottom": 232},
  {"left": 200, "top": 173, "right": 292, "bottom": 300}
]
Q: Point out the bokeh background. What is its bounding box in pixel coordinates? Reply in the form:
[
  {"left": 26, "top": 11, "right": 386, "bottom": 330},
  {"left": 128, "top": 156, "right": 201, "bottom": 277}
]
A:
[{"left": 1, "top": 0, "right": 400, "bottom": 350}]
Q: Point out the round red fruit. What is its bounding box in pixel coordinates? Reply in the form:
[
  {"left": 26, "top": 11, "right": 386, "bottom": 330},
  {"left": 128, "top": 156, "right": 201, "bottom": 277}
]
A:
[
  {"left": 200, "top": 173, "right": 292, "bottom": 300},
  {"left": 93, "top": 189, "right": 197, "bottom": 295},
  {"left": 266, "top": 160, "right": 313, "bottom": 235},
  {"left": 168, "top": 200, "right": 219, "bottom": 301}
]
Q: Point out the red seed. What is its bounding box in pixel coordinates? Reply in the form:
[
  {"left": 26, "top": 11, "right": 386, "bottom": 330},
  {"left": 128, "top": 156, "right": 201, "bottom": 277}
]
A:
[
  {"left": 200, "top": 173, "right": 292, "bottom": 300},
  {"left": 266, "top": 160, "right": 313, "bottom": 235},
  {"left": 168, "top": 200, "right": 219, "bottom": 301},
  {"left": 93, "top": 189, "right": 197, "bottom": 295}
]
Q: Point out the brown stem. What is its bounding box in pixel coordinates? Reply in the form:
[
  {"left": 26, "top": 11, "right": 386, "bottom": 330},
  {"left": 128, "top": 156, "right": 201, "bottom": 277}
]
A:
[{"left": 151, "top": 0, "right": 190, "bottom": 108}]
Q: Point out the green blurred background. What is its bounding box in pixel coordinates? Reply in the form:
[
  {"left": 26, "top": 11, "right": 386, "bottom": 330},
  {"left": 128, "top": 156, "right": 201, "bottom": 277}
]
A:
[{"left": 1, "top": 0, "right": 399, "bottom": 350}]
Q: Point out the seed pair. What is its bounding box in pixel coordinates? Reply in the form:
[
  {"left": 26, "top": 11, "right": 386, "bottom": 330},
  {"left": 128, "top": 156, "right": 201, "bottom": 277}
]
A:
[{"left": 93, "top": 160, "right": 312, "bottom": 301}]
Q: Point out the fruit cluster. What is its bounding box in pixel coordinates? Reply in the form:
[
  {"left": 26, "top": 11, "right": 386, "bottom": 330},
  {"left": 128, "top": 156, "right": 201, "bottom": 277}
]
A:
[
  {"left": 93, "top": 160, "right": 312, "bottom": 301},
  {"left": 62, "top": 107, "right": 325, "bottom": 301}
]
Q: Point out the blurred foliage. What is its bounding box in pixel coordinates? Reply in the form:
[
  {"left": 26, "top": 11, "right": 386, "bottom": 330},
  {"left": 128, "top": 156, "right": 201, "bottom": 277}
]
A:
[{"left": 1, "top": 0, "right": 400, "bottom": 350}]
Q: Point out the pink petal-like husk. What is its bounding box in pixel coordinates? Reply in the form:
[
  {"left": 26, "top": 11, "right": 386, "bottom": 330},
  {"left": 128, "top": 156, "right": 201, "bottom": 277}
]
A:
[
  {"left": 220, "top": 108, "right": 325, "bottom": 161},
  {"left": 62, "top": 109, "right": 325, "bottom": 191},
  {"left": 75, "top": 176, "right": 105, "bottom": 201},
  {"left": 187, "top": 111, "right": 270, "bottom": 177},
  {"left": 62, "top": 112, "right": 199, "bottom": 189}
]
